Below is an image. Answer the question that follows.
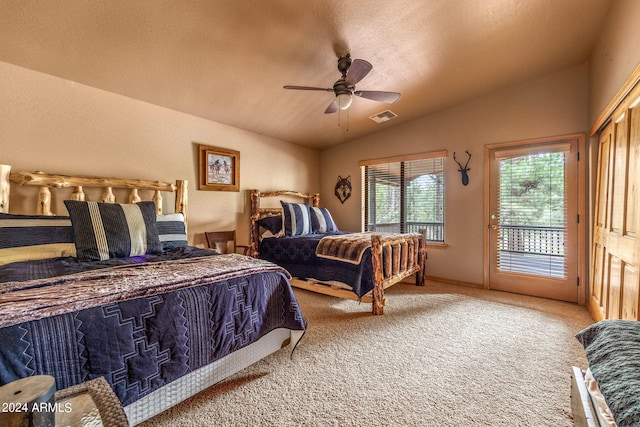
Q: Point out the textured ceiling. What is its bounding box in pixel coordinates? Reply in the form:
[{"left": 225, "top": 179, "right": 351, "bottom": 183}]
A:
[{"left": 0, "top": 0, "right": 613, "bottom": 150}]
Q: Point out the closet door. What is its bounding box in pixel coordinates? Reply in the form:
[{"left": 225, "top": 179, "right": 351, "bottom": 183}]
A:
[{"left": 591, "top": 83, "right": 640, "bottom": 320}]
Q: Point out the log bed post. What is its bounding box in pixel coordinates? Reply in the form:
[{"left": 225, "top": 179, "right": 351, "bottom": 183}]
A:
[
  {"left": 250, "top": 190, "right": 261, "bottom": 258},
  {"left": 175, "top": 180, "right": 188, "bottom": 233},
  {"left": 153, "top": 190, "right": 163, "bottom": 214},
  {"left": 129, "top": 188, "right": 142, "bottom": 204},
  {"left": 0, "top": 164, "right": 11, "bottom": 213},
  {"left": 71, "top": 186, "right": 85, "bottom": 201},
  {"left": 371, "top": 234, "right": 386, "bottom": 315},
  {"left": 416, "top": 229, "right": 427, "bottom": 286},
  {"left": 37, "top": 186, "right": 53, "bottom": 216},
  {"left": 101, "top": 187, "right": 115, "bottom": 203}
]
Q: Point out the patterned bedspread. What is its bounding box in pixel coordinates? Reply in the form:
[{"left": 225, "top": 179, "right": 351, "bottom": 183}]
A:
[{"left": 0, "top": 254, "right": 306, "bottom": 406}]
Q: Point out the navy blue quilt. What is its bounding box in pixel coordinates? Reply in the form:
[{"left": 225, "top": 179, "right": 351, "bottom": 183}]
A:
[
  {"left": 0, "top": 251, "right": 306, "bottom": 407},
  {"left": 258, "top": 233, "right": 374, "bottom": 297}
]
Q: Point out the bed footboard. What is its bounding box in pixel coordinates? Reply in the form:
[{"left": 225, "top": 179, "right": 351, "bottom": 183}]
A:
[{"left": 371, "top": 232, "right": 426, "bottom": 315}]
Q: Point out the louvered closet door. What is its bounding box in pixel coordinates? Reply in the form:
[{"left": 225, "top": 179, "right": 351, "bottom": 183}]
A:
[
  {"left": 591, "top": 83, "right": 640, "bottom": 321},
  {"left": 485, "top": 135, "right": 581, "bottom": 302}
]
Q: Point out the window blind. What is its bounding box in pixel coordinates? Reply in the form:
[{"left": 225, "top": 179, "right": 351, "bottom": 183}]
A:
[
  {"left": 496, "top": 151, "right": 566, "bottom": 278},
  {"left": 361, "top": 151, "right": 446, "bottom": 242}
]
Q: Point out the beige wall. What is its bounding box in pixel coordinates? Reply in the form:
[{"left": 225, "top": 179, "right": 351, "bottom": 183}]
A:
[
  {"left": 320, "top": 64, "right": 589, "bottom": 285},
  {"left": 0, "top": 61, "right": 320, "bottom": 247},
  {"left": 588, "top": 0, "right": 640, "bottom": 128}
]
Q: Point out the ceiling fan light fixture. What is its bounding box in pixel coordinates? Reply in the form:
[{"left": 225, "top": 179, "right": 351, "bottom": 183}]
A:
[{"left": 337, "top": 93, "right": 353, "bottom": 110}]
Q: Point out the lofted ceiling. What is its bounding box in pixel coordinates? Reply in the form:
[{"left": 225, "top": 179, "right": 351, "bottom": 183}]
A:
[{"left": 0, "top": 0, "right": 613, "bottom": 150}]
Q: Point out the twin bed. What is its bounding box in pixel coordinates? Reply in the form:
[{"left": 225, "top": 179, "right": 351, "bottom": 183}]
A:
[
  {"left": 249, "top": 189, "right": 427, "bottom": 315},
  {"left": 0, "top": 166, "right": 306, "bottom": 425}
]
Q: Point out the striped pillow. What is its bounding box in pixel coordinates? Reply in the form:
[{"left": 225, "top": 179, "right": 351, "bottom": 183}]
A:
[
  {"left": 157, "top": 213, "right": 188, "bottom": 249},
  {"left": 310, "top": 207, "right": 339, "bottom": 233},
  {"left": 280, "top": 201, "right": 312, "bottom": 236},
  {"left": 0, "top": 213, "right": 76, "bottom": 265},
  {"left": 64, "top": 200, "right": 162, "bottom": 260}
]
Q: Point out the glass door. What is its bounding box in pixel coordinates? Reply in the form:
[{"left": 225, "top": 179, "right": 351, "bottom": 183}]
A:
[{"left": 486, "top": 137, "right": 579, "bottom": 302}]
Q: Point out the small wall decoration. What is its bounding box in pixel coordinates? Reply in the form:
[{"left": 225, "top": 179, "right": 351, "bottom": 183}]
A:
[
  {"left": 198, "top": 144, "right": 240, "bottom": 191},
  {"left": 334, "top": 175, "right": 352, "bottom": 204},
  {"left": 453, "top": 151, "right": 471, "bottom": 186}
]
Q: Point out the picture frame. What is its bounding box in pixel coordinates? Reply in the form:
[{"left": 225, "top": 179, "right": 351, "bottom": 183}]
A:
[{"left": 198, "top": 144, "right": 240, "bottom": 191}]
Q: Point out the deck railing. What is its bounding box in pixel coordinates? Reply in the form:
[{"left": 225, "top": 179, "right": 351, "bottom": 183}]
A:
[
  {"left": 498, "top": 225, "right": 564, "bottom": 256},
  {"left": 368, "top": 223, "right": 564, "bottom": 258}
]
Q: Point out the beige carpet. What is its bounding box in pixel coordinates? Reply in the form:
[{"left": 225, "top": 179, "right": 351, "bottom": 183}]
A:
[{"left": 141, "top": 280, "right": 594, "bottom": 426}]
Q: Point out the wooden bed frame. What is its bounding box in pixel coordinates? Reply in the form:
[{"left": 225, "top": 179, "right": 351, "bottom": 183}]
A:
[
  {"left": 571, "top": 366, "right": 601, "bottom": 427},
  {"left": 0, "top": 164, "right": 188, "bottom": 220},
  {"left": 0, "top": 165, "right": 307, "bottom": 425},
  {"left": 250, "top": 189, "right": 427, "bottom": 315}
]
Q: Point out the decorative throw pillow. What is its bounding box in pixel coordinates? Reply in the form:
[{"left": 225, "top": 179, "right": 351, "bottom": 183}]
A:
[
  {"left": 280, "top": 201, "right": 312, "bottom": 236},
  {"left": 64, "top": 200, "right": 162, "bottom": 260},
  {"left": 0, "top": 213, "right": 76, "bottom": 265},
  {"left": 310, "top": 207, "right": 339, "bottom": 233},
  {"left": 257, "top": 215, "right": 283, "bottom": 235},
  {"left": 156, "top": 213, "right": 188, "bottom": 249}
]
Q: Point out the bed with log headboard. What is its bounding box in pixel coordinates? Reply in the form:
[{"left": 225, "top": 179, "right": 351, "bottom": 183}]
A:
[
  {"left": 0, "top": 165, "right": 306, "bottom": 426},
  {"left": 249, "top": 189, "right": 427, "bottom": 315}
]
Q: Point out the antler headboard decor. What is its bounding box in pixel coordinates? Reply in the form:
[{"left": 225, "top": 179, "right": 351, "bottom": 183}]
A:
[{"left": 0, "top": 164, "right": 188, "bottom": 226}]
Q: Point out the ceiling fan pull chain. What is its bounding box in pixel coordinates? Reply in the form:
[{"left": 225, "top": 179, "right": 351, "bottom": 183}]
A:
[{"left": 346, "top": 108, "right": 350, "bottom": 132}]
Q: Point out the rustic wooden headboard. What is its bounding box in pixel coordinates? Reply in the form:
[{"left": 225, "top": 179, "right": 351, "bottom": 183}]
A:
[
  {"left": 249, "top": 189, "right": 319, "bottom": 257},
  {"left": 0, "top": 164, "right": 188, "bottom": 226}
]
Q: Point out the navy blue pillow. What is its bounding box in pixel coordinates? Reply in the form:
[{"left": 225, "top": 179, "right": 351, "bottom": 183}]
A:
[
  {"left": 64, "top": 200, "right": 162, "bottom": 260},
  {"left": 310, "top": 207, "right": 339, "bottom": 233},
  {"left": 157, "top": 213, "right": 188, "bottom": 249},
  {"left": 0, "top": 213, "right": 76, "bottom": 265},
  {"left": 257, "top": 215, "right": 283, "bottom": 235},
  {"left": 280, "top": 201, "right": 312, "bottom": 236}
]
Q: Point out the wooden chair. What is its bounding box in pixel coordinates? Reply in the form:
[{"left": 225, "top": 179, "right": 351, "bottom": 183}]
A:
[{"left": 204, "top": 230, "right": 249, "bottom": 255}]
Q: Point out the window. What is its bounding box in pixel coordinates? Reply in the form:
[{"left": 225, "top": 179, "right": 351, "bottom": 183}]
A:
[
  {"left": 360, "top": 150, "right": 446, "bottom": 243},
  {"left": 496, "top": 149, "right": 567, "bottom": 278}
]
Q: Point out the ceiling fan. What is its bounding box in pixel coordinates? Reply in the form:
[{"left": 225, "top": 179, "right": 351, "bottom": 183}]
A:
[{"left": 283, "top": 53, "right": 401, "bottom": 114}]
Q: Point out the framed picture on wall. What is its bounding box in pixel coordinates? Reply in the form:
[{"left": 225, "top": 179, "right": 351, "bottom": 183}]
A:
[{"left": 198, "top": 144, "right": 240, "bottom": 191}]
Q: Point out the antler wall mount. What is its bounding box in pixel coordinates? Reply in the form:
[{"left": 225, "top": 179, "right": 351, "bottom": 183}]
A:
[
  {"left": 283, "top": 53, "right": 401, "bottom": 114},
  {"left": 453, "top": 151, "right": 472, "bottom": 186}
]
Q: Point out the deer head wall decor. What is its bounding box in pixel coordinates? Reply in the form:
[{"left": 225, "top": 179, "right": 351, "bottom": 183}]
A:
[{"left": 453, "top": 151, "right": 471, "bottom": 186}]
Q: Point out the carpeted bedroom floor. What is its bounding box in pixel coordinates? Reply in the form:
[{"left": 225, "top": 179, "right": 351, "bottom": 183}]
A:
[{"left": 141, "top": 280, "right": 594, "bottom": 426}]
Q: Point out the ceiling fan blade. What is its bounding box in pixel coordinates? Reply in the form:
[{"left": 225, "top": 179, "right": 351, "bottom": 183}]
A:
[
  {"left": 283, "top": 85, "right": 333, "bottom": 92},
  {"left": 345, "top": 59, "right": 372, "bottom": 85},
  {"left": 354, "top": 90, "right": 401, "bottom": 103},
  {"left": 324, "top": 100, "right": 338, "bottom": 114}
]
